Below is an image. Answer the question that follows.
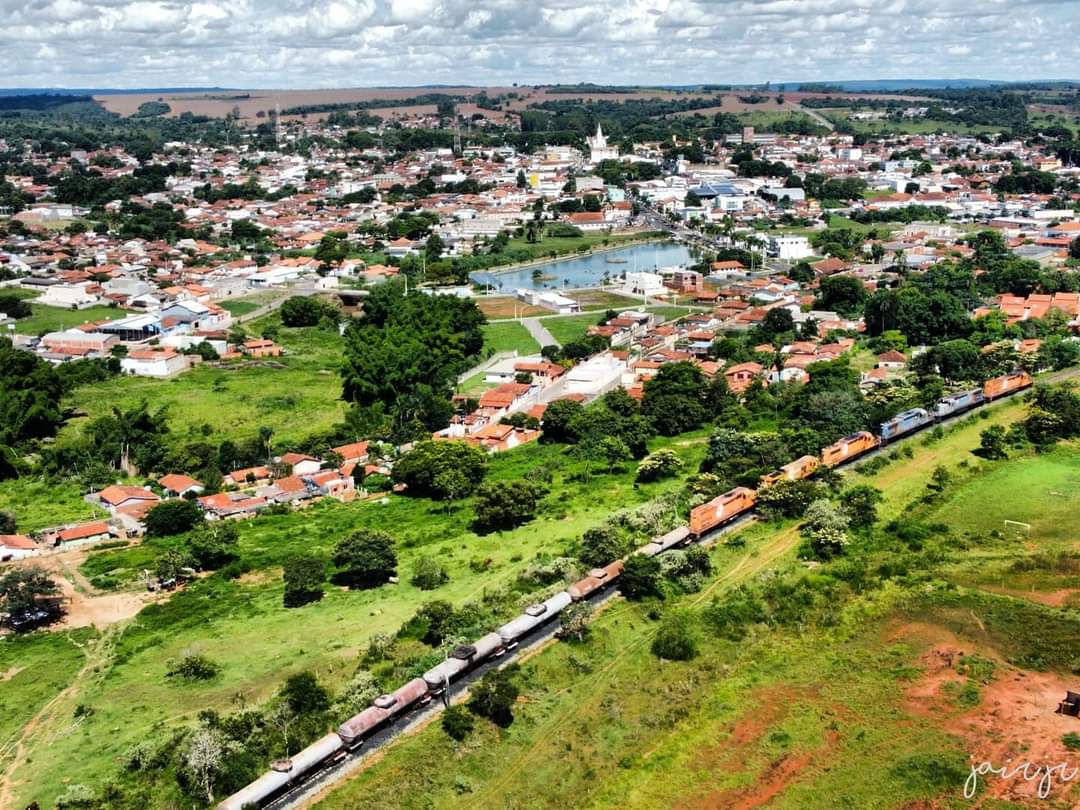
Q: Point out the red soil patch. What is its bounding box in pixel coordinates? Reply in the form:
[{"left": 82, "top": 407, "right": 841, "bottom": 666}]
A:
[
  {"left": 686, "top": 686, "right": 840, "bottom": 810},
  {"left": 892, "top": 623, "right": 1080, "bottom": 804}
]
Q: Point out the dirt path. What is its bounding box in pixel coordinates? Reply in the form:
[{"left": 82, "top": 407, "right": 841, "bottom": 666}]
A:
[
  {"left": 23, "top": 546, "right": 162, "bottom": 630},
  {"left": 0, "top": 628, "right": 117, "bottom": 808}
]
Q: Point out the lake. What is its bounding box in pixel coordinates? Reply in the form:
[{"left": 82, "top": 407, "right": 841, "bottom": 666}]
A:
[{"left": 469, "top": 241, "right": 695, "bottom": 292}]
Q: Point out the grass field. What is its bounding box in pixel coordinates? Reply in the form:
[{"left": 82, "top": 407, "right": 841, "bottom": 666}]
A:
[
  {"left": 218, "top": 291, "right": 287, "bottom": 317},
  {"left": 480, "top": 321, "right": 541, "bottom": 355},
  {"left": 539, "top": 305, "right": 696, "bottom": 346},
  {"left": 0, "top": 476, "right": 106, "bottom": 532},
  {"left": 12, "top": 303, "right": 126, "bottom": 336},
  {"left": 57, "top": 318, "right": 348, "bottom": 448},
  {"left": 475, "top": 298, "right": 549, "bottom": 319},
  {"left": 834, "top": 115, "right": 1004, "bottom": 136}
]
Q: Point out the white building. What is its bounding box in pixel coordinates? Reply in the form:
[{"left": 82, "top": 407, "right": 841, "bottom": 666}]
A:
[
  {"left": 563, "top": 352, "right": 626, "bottom": 398},
  {"left": 622, "top": 271, "right": 666, "bottom": 298},
  {"left": 767, "top": 235, "right": 812, "bottom": 261},
  {"left": 120, "top": 349, "right": 189, "bottom": 378},
  {"left": 0, "top": 534, "right": 39, "bottom": 562},
  {"left": 516, "top": 289, "right": 580, "bottom": 314},
  {"left": 38, "top": 283, "right": 100, "bottom": 309},
  {"left": 587, "top": 124, "right": 619, "bottom": 163}
]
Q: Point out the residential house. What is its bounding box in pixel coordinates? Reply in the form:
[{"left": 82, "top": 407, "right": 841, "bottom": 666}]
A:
[
  {"left": 199, "top": 492, "right": 269, "bottom": 520},
  {"left": 724, "top": 361, "right": 764, "bottom": 394},
  {"left": 278, "top": 453, "right": 322, "bottom": 476},
  {"left": 121, "top": 349, "right": 189, "bottom": 378},
  {"left": 876, "top": 351, "right": 907, "bottom": 370},
  {"left": 0, "top": 534, "right": 39, "bottom": 562},
  {"left": 96, "top": 485, "right": 160, "bottom": 514},
  {"left": 54, "top": 521, "right": 113, "bottom": 547},
  {"left": 224, "top": 466, "right": 272, "bottom": 487},
  {"left": 158, "top": 474, "right": 205, "bottom": 498}
]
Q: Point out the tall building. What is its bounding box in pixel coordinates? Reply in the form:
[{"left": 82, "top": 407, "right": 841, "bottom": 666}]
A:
[{"left": 742, "top": 126, "right": 755, "bottom": 145}]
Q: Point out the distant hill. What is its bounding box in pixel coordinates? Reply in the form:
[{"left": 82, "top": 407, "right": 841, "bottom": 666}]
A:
[{"left": 774, "top": 79, "right": 1080, "bottom": 91}]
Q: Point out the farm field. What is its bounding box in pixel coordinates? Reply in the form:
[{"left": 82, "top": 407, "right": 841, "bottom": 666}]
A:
[
  {"left": 92, "top": 87, "right": 926, "bottom": 123},
  {"left": 314, "top": 432, "right": 1080, "bottom": 810}
]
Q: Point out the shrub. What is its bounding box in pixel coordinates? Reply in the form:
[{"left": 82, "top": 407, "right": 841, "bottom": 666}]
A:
[
  {"left": 283, "top": 555, "right": 325, "bottom": 607},
  {"left": 651, "top": 610, "right": 699, "bottom": 661},
  {"left": 620, "top": 554, "right": 663, "bottom": 600},
  {"left": 392, "top": 440, "right": 488, "bottom": 499},
  {"left": 411, "top": 556, "right": 449, "bottom": 590},
  {"left": 144, "top": 499, "right": 203, "bottom": 537},
  {"left": 578, "top": 525, "right": 629, "bottom": 569},
  {"left": 55, "top": 784, "right": 96, "bottom": 808},
  {"left": 472, "top": 479, "right": 546, "bottom": 534},
  {"left": 635, "top": 448, "right": 684, "bottom": 482},
  {"left": 166, "top": 650, "right": 220, "bottom": 681},
  {"left": 442, "top": 705, "right": 475, "bottom": 741},
  {"left": 469, "top": 667, "right": 519, "bottom": 727},
  {"left": 333, "top": 529, "right": 397, "bottom": 586}
]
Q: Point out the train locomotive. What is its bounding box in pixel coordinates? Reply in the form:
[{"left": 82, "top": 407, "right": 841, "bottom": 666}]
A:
[{"left": 217, "top": 370, "right": 1033, "bottom": 810}]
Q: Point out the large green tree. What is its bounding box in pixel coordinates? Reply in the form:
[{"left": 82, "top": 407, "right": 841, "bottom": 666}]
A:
[
  {"left": 333, "top": 529, "right": 397, "bottom": 586},
  {"left": 392, "top": 440, "right": 488, "bottom": 499},
  {"left": 641, "top": 362, "right": 708, "bottom": 436}
]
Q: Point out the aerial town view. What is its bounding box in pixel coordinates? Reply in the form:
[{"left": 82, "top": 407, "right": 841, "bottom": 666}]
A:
[{"left": 3, "top": 2, "right": 1080, "bottom": 808}]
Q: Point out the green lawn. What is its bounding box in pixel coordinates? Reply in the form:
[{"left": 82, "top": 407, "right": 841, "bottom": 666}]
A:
[
  {"left": 0, "top": 476, "right": 106, "bottom": 533},
  {"left": 838, "top": 116, "right": 1004, "bottom": 135},
  {"left": 218, "top": 292, "right": 285, "bottom": 317},
  {"left": 541, "top": 306, "right": 693, "bottom": 346},
  {"left": 540, "top": 312, "right": 606, "bottom": 345},
  {"left": 481, "top": 321, "right": 540, "bottom": 355},
  {"left": 12, "top": 303, "right": 126, "bottom": 336},
  {"left": 57, "top": 320, "right": 348, "bottom": 448}
]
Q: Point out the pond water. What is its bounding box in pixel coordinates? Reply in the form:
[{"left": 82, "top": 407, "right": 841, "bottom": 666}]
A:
[{"left": 469, "top": 241, "right": 695, "bottom": 292}]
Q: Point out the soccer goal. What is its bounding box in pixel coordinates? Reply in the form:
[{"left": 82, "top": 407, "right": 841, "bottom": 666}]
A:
[{"left": 1004, "top": 520, "right": 1032, "bottom": 538}]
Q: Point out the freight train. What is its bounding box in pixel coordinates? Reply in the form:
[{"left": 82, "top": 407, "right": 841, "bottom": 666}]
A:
[{"left": 217, "top": 370, "right": 1033, "bottom": 810}]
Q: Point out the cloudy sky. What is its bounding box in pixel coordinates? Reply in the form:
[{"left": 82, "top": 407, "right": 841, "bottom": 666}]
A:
[{"left": 3, "top": 0, "right": 1079, "bottom": 89}]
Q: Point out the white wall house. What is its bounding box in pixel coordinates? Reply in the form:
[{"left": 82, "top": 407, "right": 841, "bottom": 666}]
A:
[
  {"left": 38, "top": 283, "right": 100, "bottom": 309},
  {"left": 767, "top": 235, "right": 812, "bottom": 261},
  {"left": 121, "top": 349, "right": 189, "bottom": 378}
]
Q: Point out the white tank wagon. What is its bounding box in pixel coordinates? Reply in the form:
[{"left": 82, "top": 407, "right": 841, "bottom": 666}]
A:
[{"left": 216, "top": 733, "right": 343, "bottom": 810}]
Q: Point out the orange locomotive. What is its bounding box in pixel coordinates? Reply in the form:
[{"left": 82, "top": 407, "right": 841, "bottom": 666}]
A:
[
  {"left": 820, "top": 431, "right": 880, "bottom": 467},
  {"left": 759, "top": 455, "right": 820, "bottom": 488},
  {"left": 983, "top": 371, "right": 1033, "bottom": 400},
  {"left": 688, "top": 487, "right": 757, "bottom": 537}
]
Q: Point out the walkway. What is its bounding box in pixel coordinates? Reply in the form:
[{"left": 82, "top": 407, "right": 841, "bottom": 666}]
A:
[{"left": 522, "top": 317, "right": 560, "bottom": 348}]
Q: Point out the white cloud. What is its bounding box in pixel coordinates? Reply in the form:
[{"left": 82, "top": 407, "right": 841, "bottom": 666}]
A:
[{"left": 0, "top": 0, "right": 1075, "bottom": 88}]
